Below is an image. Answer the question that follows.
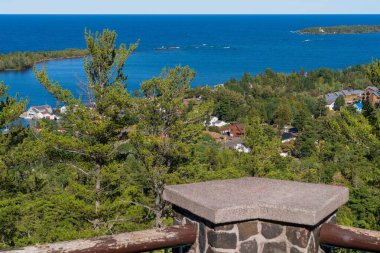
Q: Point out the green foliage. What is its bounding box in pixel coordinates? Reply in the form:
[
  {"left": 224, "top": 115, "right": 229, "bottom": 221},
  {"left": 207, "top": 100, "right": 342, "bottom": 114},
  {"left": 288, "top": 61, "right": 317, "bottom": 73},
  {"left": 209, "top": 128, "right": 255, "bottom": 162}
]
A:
[
  {"left": 333, "top": 94, "right": 345, "bottom": 111},
  {"left": 0, "top": 31, "right": 379, "bottom": 250},
  {"left": 130, "top": 66, "right": 213, "bottom": 227},
  {"left": 242, "top": 116, "right": 282, "bottom": 176},
  {"left": 212, "top": 87, "right": 248, "bottom": 122},
  {"left": 33, "top": 29, "right": 139, "bottom": 232},
  {"left": 0, "top": 83, "right": 27, "bottom": 128},
  {"left": 366, "top": 59, "right": 380, "bottom": 86}
]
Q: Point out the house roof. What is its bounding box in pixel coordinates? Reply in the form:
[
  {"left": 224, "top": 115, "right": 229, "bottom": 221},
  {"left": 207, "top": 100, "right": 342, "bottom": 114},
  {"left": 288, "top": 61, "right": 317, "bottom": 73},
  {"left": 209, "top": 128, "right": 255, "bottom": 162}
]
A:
[
  {"left": 230, "top": 123, "right": 245, "bottom": 134},
  {"left": 281, "top": 132, "right": 297, "bottom": 141},
  {"left": 32, "top": 105, "right": 52, "bottom": 111},
  {"left": 225, "top": 137, "right": 244, "bottom": 149},
  {"left": 213, "top": 120, "right": 227, "bottom": 126},
  {"left": 325, "top": 93, "right": 338, "bottom": 104},
  {"left": 367, "top": 86, "right": 379, "bottom": 92},
  {"left": 204, "top": 131, "right": 224, "bottom": 140},
  {"left": 352, "top": 90, "right": 363, "bottom": 95},
  {"left": 324, "top": 89, "right": 362, "bottom": 104},
  {"left": 366, "top": 86, "right": 380, "bottom": 97}
]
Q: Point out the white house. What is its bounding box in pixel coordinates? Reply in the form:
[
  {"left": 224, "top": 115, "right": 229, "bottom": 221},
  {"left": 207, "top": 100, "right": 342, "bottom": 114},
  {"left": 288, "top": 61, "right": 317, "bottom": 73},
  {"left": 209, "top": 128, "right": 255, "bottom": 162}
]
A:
[
  {"left": 207, "top": 116, "right": 228, "bottom": 128},
  {"left": 20, "top": 105, "right": 59, "bottom": 120},
  {"left": 234, "top": 143, "right": 251, "bottom": 153}
]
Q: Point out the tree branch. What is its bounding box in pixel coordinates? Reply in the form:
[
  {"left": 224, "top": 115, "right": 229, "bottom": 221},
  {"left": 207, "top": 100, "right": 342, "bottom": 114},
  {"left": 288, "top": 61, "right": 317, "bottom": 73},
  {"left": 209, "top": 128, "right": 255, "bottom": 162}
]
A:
[{"left": 66, "top": 162, "right": 92, "bottom": 176}]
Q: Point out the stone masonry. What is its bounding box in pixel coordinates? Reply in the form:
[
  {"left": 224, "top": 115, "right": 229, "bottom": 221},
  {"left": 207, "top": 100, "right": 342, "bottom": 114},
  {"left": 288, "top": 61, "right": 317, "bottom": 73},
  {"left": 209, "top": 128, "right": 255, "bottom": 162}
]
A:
[
  {"left": 164, "top": 177, "right": 348, "bottom": 253},
  {"left": 173, "top": 206, "right": 337, "bottom": 253}
]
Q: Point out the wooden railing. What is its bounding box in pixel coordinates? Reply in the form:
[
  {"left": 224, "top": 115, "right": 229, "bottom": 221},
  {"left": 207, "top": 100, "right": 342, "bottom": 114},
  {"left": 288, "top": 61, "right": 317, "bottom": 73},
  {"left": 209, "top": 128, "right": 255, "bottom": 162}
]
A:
[
  {"left": 3, "top": 222, "right": 380, "bottom": 253},
  {"left": 2, "top": 224, "right": 197, "bottom": 253},
  {"left": 320, "top": 224, "right": 380, "bottom": 252}
]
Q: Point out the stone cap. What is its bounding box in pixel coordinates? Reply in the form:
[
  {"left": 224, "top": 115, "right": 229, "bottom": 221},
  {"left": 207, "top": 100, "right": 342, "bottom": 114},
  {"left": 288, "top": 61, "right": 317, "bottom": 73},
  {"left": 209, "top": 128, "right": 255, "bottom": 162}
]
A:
[{"left": 164, "top": 177, "right": 348, "bottom": 226}]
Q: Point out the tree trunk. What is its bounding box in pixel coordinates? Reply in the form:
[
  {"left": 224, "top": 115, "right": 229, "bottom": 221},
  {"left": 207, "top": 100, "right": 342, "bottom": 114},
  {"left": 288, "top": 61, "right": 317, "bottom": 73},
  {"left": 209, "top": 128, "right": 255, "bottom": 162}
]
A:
[
  {"left": 154, "top": 182, "right": 164, "bottom": 228},
  {"left": 94, "top": 163, "right": 101, "bottom": 230}
]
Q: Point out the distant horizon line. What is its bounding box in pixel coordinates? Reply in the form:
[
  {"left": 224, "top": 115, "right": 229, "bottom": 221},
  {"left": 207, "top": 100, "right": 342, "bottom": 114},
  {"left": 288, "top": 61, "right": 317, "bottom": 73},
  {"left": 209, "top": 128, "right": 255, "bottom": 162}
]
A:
[{"left": 1, "top": 13, "right": 380, "bottom": 15}]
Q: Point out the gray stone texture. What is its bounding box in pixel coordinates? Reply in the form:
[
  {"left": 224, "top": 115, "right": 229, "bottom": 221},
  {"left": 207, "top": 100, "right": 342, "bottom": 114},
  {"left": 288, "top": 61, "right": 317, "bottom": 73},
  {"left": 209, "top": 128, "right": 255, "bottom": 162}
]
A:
[
  {"left": 238, "top": 221, "right": 259, "bottom": 241},
  {"left": 262, "top": 242, "right": 287, "bottom": 253},
  {"left": 207, "top": 230, "right": 237, "bottom": 249},
  {"left": 164, "top": 177, "right": 348, "bottom": 225},
  {"left": 174, "top": 208, "right": 335, "bottom": 253},
  {"left": 286, "top": 226, "right": 311, "bottom": 248},
  {"left": 240, "top": 240, "right": 258, "bottom": 253},
  {"left": 261, "top": 222, "right": 284, "bottom": 239}
]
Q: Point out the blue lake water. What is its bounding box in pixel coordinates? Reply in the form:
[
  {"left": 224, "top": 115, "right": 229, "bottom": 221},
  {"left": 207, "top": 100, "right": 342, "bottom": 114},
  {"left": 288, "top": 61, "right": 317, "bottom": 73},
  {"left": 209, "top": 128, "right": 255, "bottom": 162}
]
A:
[{"left": 1, "top": 15, "right": 380, "bottom": 105}]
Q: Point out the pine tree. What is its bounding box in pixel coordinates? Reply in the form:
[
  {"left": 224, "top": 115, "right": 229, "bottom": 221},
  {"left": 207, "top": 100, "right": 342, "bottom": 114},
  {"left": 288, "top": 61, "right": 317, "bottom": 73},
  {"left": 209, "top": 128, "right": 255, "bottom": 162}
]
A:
[
  {"left": 366, "top": 59, "right": 380, "bottom": 86},
  {"left": 34, "top": 29, "right": 138, "bottom": 230},
  {"left": 0, "top": 82, "right": 27, "bottom": 173},
  {"left": 333, "top": 95, "right": 345, "bottom": 111},
  {"left": 129, "top": 66, "right": 213, "bottom": 227},
  {"left": 0, "top": 83, "right": 26, "bottom": 129},
  {"left": 0, "top": 82, "right": 28, "bottom": 248}
]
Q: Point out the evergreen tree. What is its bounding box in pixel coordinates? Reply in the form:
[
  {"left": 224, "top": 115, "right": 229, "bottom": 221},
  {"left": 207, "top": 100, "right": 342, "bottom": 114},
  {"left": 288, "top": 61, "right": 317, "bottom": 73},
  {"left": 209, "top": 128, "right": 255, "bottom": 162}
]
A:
[
  {"left": 315, "top": 97, "right": 327, "bottom": 118},
  {"left": 129, "top": 66, "right": 213, "bottom": 227},
  {"left": 333, "top": 95, "right": 345, "bottom": 111},
  {"left": 0, "top": 83, "right": 26, "bottom": 129},
  {"left": 34, "top": 29, "right": 138, "bottom": 230},
  {"left": 242, "top": 116, "right": 281, "bottom": 176},
  {"left": 362, "top": 99, "right": 380, "bottom": 137},
  {"left": 366, "top": 59, "right": 380, "bottom": 86},
  {"left": 0, "top": 82, "right": 28, "bottom": 248}
]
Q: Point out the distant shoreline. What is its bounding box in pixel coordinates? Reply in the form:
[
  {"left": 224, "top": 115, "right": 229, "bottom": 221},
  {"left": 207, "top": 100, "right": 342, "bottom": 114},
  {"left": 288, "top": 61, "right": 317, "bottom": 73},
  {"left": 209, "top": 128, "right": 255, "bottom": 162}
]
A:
[
  {"left": 297, "top": 25, "right": 380, "bottom": 35},
  {"left": 1, "top": 55, "right": 86, "bottom": 72},
  {"left": 0, "top": 49, "right": 87, "bottom": 72}
]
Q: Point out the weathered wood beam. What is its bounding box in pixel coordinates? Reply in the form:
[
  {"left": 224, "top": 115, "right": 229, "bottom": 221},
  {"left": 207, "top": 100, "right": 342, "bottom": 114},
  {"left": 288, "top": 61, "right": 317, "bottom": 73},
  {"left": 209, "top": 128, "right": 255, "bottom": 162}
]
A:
[
  {"left": 320, "top": 223, "right": 380, "bottom": 252},
  {"left": 3, "top": 224, "right": 197, "bottom": 253}
]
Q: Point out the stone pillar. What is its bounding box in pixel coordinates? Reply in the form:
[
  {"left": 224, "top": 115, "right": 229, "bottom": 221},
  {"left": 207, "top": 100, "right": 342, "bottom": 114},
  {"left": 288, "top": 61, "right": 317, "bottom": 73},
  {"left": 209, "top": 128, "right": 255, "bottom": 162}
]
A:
[{"left": 164, "top": 177, "right": 348, "bottom": 253}]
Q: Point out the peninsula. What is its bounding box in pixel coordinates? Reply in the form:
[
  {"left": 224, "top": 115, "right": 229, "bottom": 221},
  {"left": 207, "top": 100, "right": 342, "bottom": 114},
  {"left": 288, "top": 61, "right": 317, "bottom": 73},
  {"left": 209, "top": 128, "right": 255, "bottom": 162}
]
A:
[
  {"left": 298, "top": 25, "right": 380, "bottom": 35},
  {"left": 0, "top": 48, "right": 87, "bottom": 71}
]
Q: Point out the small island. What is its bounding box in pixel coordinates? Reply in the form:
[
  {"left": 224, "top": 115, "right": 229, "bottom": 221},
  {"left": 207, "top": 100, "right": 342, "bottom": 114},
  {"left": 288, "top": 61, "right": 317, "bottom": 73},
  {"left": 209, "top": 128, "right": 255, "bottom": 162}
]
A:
[
  {"left": 0, "top": 48, "right": 87, "bottom": 71},
  {"left": 298, "top": 25, "right": 380, "bottom": 35}
]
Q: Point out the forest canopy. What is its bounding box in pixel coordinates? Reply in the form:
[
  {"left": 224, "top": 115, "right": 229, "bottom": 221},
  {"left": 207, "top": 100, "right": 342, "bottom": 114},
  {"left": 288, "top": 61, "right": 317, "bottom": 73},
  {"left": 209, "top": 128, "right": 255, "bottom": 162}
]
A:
[{"left": 0, "top": 30, "right": 379, "bottom": 250}]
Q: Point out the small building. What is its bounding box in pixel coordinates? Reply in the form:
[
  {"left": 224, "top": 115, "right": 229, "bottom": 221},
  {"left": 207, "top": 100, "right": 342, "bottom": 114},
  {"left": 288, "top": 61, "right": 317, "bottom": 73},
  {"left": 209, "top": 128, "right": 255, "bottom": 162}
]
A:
[
  {"left": 324, "top": 89, "right": 362, "bottom": 110},
  {"left": 20, "top": 105, "right": 59, "bottom": 120},
  {"left": 342, "top": 90, "right": 362, "bottom": 104},
  {"left": 364, "top": 86, "right": 380, "bottom": 106},
  {"left": 281, "top": 132, "right": 297, "bottom": 143},
  {"left": 207, "top": 116, "right": 228, "bottom": 128},
  {"left": 224, "top": 122, "right": 245, "bottom": 137},
  {"left": 224, "top": 137, "right": 250, "bottom": 153},
  {"left": 324, "top": 93, "right": 338, "bottom": 110}
]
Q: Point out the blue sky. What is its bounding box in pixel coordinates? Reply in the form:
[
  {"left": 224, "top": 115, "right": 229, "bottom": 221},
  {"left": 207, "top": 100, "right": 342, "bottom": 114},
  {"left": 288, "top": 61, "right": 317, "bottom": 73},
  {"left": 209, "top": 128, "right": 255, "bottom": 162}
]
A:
[{"left": 1, "top": 0, "right": 380, "bottom": 14}]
